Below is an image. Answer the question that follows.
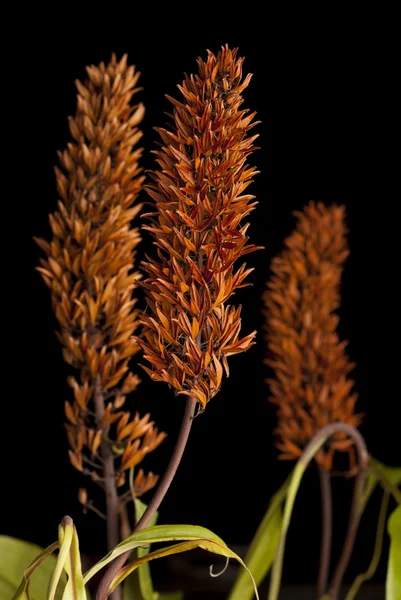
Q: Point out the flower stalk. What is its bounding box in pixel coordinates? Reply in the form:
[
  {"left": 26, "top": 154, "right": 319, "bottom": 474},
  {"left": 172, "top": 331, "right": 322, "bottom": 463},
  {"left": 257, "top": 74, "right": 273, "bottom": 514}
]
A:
[{"left": 268, "top": 423, "right": 368, "bottom": 600}]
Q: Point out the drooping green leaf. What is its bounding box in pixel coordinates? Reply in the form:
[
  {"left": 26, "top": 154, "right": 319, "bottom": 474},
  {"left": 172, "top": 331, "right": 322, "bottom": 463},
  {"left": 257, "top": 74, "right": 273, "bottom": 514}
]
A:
[
  {"left": 47, "top": 519, "right": 74, "bottom": 600},
  {"left": 228, "top": 475, "right": 290, "bottom": 600},
  {"left": 110, "top": 538, "right": 259, "bottom": 600},
  {"left": 123, "top": 498, "right": 159, "bottom": 600},
  {"left": 3, "top": 537, "right": 61, "bottom": 600},
  {"left": 369, "top": 459, "right": 401, "bottom": 486},
  {"left": 59, "top": 517, "right": 87, "bottom": 600},
  {"left": 360, "top": 458, "right": 401, "bottom": 515},
  {"left": 84, "top": 524, "right": 225, "bottom": 583},
  {"left": 268, "top": 432, "right": 335, "bottom": 600},
  {"left": 368, "top": 457, "right": 401, "bottom": 505},
  {"left": 0, "top": 574, "right": 17, "bottom": 599},
  {"left": 386, "top": 505, "right": 401, "bottom": 600},
  {"left": 46, "top": 517, "right": 87, "bottom": 600},
  {"left": 157, "top": 593, "right": 184, "bottom": 600}
]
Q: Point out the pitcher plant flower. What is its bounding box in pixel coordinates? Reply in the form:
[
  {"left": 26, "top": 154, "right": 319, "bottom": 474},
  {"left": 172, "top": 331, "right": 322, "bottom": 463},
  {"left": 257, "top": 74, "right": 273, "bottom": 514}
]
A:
[
  {"left": 34, "top": 54, "right": 166, "bottom": 552},
  {"left": 263, "top": 202, "right": 363, "bottom": 471}
]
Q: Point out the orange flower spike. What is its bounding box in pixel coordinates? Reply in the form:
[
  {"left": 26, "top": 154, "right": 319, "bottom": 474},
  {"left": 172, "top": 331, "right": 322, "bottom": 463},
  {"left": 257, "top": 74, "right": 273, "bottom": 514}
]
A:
[
  {"left": 35, "top": 54, "right": 165, "bottom": 500},
  {"left": 264, "top": 202, "right": 363, "bottom": 471},
  {"left": 139, "top": 46, "right": 261, "bottom": 409}
]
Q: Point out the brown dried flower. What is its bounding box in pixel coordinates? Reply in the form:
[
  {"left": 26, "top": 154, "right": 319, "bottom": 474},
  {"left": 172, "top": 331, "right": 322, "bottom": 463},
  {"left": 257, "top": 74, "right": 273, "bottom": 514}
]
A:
[
  {"left": 139, "top": 46, "right": 260, "bottom": 410},
  {"left": 35, "top": 54, "right": 166, "bottom": 497},
  {"left": 263, "top": 202, "right": 362, "bottom": 470}
]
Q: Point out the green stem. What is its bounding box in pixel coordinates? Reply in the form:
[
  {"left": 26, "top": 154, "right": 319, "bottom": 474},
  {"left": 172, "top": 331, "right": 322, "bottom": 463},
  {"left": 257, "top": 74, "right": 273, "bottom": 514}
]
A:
[
  {"left": 368, "top": 462, "right": 401, "bottom": 505},
  {"left": 268, "top": 423, "right": 368, "bottom": 600},
  {"left": 345, "top": 490, "right": 390, "bottom": 600}
]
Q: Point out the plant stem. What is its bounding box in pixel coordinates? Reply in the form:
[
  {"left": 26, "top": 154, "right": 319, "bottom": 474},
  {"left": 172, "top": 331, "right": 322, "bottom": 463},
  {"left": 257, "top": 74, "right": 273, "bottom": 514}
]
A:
[
  {"left": 120, "top": 503, "right": 132, "bottom": 540},
  {"left": 136, "top": 396, "right": 197, "bottom": 530},
  {"left": 345, "top": 490, "right": 390, "bottom": 600},
  {"left": 268, "top": 422, "right": 368, "bottom": 600},
  {"left": 94, "top": 375, "right": 121, "bottom": 600},
  {"left": 95, "top": 394, "right": 197, "bottom": 600},
  {"left": 328, "top": 469, "right": 366, "bottom": 598},
  {"left": 317, "top": 468, "right": 332, "bottom": 598}
]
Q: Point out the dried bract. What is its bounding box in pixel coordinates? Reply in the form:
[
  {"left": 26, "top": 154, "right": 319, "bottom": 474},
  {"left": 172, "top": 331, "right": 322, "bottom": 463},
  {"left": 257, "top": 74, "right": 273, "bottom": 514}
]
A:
[
  {"left": 139, "top": 46, "right": 261, "bottom": 410},
  {"left": 35, "top": 54, "right": 165, "bottom": 495}
]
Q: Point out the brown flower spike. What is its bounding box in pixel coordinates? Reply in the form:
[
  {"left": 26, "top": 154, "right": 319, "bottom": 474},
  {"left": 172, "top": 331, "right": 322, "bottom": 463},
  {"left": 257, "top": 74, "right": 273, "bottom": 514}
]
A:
[
  {"left": 35, "top": 54, "right": 166, "bottom": 498},
  {"left": 139, "top": 46, "right": 260, "bottom": 410},
  {"left": 264, "top": 202, "right": 362, "bottom": 470}
]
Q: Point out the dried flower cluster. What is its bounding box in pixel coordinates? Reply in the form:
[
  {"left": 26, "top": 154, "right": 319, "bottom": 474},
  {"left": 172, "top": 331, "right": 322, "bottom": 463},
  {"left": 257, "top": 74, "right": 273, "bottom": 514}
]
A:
[
  {"left": 264, "top": 202, "right": 362, "bottom": 470},
  {"left": 35, "top": 54, "right": 165, "bottom": 497},
  {"left": 139, "top": 46, "right": 260, "bottom": 410}
]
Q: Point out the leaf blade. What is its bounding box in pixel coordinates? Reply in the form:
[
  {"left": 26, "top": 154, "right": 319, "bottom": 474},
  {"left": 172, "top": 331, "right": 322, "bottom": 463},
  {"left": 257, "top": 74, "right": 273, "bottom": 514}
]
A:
[
  {"left": 4, "top": 538, "right": 61, "bottom": 600},
  {"left": 228, "top": 475, "right": 290, "bottom": 600},
  {"left": 60, "top": 520, "right": 87, "bottom": 600},
  {"left": 83, "top": 525, "right": 225, "bottom": 584},
  {"left": 111, "top": 539, "right": 259, "bottom": 600},
  {"left": 48, "top": 521, "right": 74, "bottom": 600},
  {"left": 386, "top": 505, "right": 401, "bottom": 600},
  {"left": 123, "top": 498, "right": 158, "bottom": 600},
  {"left": 368, "top": 457, "right": 401, "bottom": 505}
]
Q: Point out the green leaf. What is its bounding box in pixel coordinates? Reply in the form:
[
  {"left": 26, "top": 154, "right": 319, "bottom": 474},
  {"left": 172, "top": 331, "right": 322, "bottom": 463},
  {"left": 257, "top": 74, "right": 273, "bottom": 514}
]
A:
[
  {"left": 84, "top": 524, "right": 225, "bottom": 583},
  {"left": 84, "top": 524, "right": 259, "bottom": 599},
  {"left": 110, "top": 538, "right": 259, "bottom": 600},
  {"left": 47, "top": 520, "right": 73, "bottom": 600},
  {"left": 47, "top": 517, "right": 87, "bottom": 600},
  {"left": 370, "top": 460, "right": 401, "bottom": 486},
  {"left": 123, "top": 499, "right": 159, "bottom": 600},
  {"left": 368, "top": 457, "right": 401, "bottom": 505},
  {"left": 0, "top": 574, "right": 17, "bottom": 599},
  {"left": 59, "top": 517, "right": 87, "bottom": 600},
  {"left": 2, "top": 538, "right": 62, "bottom": 600},
  {"left": 386, "top": 505, "right": 401, "bottom": 600},
  {"left": 157, "top": 593, "right": 184, "bottom": 600},
  {"left": 228, "top": 475, "right": 290, "bottom": 600}
]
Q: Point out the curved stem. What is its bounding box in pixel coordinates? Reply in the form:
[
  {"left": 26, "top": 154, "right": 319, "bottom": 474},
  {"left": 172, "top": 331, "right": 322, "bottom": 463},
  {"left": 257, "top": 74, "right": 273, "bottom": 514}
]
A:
[
  {"left": 317, "top": 468, "right": 332, "bottom": 597},
  {"left": 268, "top": 423, "right": 368, "bottom": 600},
  {"left": 135, "top": 396, "right": 197, "bottom": 530},
  {"left": 95, "top": 395, "right": 197, "bottom": 600}
]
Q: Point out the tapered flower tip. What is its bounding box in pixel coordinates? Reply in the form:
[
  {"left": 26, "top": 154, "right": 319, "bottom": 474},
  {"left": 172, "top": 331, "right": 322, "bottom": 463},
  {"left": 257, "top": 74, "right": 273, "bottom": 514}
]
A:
[
  {"left": 265, "top": 202, "right": 362, "bottom": 471},
  {"left": 35, "top": 53, "right": 165, "bottom": 497},
  {"left": 139, "top": 45, "right": 260, "bottom": 409}
]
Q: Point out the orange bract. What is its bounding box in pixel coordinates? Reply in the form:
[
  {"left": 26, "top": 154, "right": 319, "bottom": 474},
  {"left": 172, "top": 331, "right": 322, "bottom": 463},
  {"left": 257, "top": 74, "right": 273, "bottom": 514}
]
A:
[
  {"left": 264, "top": 202, "right": 362, "bottom": 470},
  {"left": 139, "top": 46, "right": 261, "bottom": 410},
  {"left": 35, "top": 54, "right": 165, "bottom": 495}
]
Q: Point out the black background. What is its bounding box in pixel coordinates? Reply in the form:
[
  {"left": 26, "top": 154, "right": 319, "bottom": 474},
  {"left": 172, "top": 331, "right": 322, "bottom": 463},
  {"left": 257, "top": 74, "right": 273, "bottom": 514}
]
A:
[{"left": 4, "top": 10, "right": 399, "bottom": 594}]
